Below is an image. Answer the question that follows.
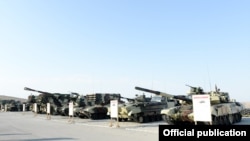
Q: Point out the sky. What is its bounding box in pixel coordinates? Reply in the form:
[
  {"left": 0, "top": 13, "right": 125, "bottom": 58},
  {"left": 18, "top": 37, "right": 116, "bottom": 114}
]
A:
[{"left": 0, "top": 0, "right": 249, "bottom": 102}]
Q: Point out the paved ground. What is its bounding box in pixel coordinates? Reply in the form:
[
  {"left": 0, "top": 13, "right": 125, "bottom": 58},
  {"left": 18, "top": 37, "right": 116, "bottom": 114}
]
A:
[
  {"left": 0, "top": 111, "right": 160, "bottom": 141},
  {"left": 0, "top": 111, "right": 249, "bottom": 141}
]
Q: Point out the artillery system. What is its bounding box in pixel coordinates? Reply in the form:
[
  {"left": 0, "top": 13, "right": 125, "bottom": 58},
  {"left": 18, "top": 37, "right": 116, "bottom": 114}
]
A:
[
  {"left": 24, "top": 87, "right": 71, "bottom": 115},
  {"left": 112, "top": 86, "right": 178, "bottom": 123},
  {"left": 25, "top": 94, "right": 37, "bottom": 111},
  {"left": 0, "top": 99, "right": 23, "bottom": 111},
  {"left": 160, "top": 85, "right": 244, "bottom": 125},
  {"left": 59, "top": 92, "right": 86, "bottom": 116},
  {"left": 78, "top": 93, "right": 122, "bottom": 120}
]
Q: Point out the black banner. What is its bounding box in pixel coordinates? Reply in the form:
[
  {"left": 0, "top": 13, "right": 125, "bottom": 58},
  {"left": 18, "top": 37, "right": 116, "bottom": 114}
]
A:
[{"left": 159, "top": 125, "right": 250, "bottom": 140}]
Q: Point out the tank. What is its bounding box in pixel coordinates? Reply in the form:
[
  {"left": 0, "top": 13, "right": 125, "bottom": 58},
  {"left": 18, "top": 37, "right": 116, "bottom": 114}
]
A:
[
  {"left": 78, "top": 93, "right": 122, "bottom": 120},
  {"left": 112, "top": 86, "right": 178, "bottom": 123},
  {"left": 24, "top": 87, "right": 70, "bottom": 115},
  {"left": 160, "top": 85, "right": 245, "bottom": 125}
]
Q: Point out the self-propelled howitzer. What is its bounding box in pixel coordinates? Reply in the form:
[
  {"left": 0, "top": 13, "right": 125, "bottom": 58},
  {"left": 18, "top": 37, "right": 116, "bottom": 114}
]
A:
[{"left": 24, "top": 87, "right": 70, "bottom": 115}]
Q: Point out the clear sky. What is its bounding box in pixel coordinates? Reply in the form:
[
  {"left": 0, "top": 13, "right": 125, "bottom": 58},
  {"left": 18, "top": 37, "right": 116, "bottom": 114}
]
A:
[{"left": 0, "top": 0, "right": 249, "bottom": 102}]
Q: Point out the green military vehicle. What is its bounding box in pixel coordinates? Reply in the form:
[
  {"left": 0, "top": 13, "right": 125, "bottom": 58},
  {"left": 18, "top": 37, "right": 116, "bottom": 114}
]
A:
[
  {"left": 24, "top": 87, "right": 70, "bottom": 115},
  {"left": 161, "top": 85, "right": 244, "bottom": 125},
  {"left": 78, "top": 93, "right": 122, "bottom": 120},
  {"left": 109, "top": 86, "right": 178, "bottom": 123}
]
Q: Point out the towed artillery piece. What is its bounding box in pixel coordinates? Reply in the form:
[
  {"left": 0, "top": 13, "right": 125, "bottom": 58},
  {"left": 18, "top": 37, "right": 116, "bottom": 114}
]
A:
[
  {"left": 110, "top": 86, "right": 178, "bottom": 123},
  {"left": 24, "top": 87, "right": 71, "bottom": 115},
  {"left": 78, "top": 93, "right": 122, "bottom": 120},
  {"left": 161, "top": 85, "right": 244, "bottom": 125}
]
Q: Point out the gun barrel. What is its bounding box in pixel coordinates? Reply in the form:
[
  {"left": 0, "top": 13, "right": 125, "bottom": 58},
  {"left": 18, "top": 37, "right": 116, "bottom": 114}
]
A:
[
  {"left": 185, "top": 84, "right": 195, "bottom": 88},
  {"left": 135, "top": 86, "right": 173, "bottom": 98},
  {"left": 135, "top": 86, "right": 161, "bottom": 95},
  {"left": 173, "top": 95, "right": 192, "bottom": 103},
  {"left": 24, "top": 87, "right": 51, "bottom": 95},
  {"left": 120, "top": 96, "right": 134, "bottom": 101},
  {"left": 24, "top": 87, "right": 38, "bottom": 92}
]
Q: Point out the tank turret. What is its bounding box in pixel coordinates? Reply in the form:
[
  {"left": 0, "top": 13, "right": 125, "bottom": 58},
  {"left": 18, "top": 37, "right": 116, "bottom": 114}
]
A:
[{"left": 186, "top": 85, "right": 204, "bottom": 95}]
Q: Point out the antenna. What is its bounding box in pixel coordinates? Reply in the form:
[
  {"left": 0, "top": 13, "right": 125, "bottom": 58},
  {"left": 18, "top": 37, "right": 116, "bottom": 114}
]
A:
[
  {"left": 207, "top": 65, "right": 212, "bottom": 91},
  {"left": 151, "top": 70, "right": 154, "bottom": 90}
]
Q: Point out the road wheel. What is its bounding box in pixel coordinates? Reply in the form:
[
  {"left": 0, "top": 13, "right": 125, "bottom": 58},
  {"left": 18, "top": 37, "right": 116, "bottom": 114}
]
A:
[
  {"left": 138, "top": 116, "right": 144, "bottom": 123},
  {"left": 90, "top": 113, "right": 97, "bottom": 120},
  {"left": 223, "top": 115, "right": 230, "bottom": 125},
  {"left": 228, "top": 114, "right": 234, "bottom": 125},
  {"left": 212, "top": 116, "right": 219, "bottom": 125},
  {"left": 150, "top": 116, "right": 156, "bottom": 122},
  {"left": 144, "top": 116, "right": 149, "bottom": 123},
  {"left": 164, "top": 115, "right": 175, "bottom": 125},
  {"left": 156, "top": 115, "right": 162, "bottom": 121}
]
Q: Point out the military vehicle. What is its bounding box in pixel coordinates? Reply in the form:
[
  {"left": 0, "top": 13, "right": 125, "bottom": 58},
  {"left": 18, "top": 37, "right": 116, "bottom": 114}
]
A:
[
  {"left": 160, "top": 85, "right": 244, "bottom": 125},
  {"left": 78, "top": 93, "right": 122, "bottom": 120},
  {"left": 116, "top": 86, "right": 178, "bottom": 123},
  {"left": 59, "top": 92, "right": 86, "bottom": 116},
  {"left": 24, "top": 87, "right": 70, "bottom": 115},
  {"left": 0, "top": 99, "right": 23, "bottom": 111},
  {"left": 106, "top": 95, "right": 132, "bottom": 120},
  {"left": 72, "top": 94, "right": 86, "bottom": 117},
  {"left": 108, "top": 94, "right": 155, "bottom": 122},
  {"left": 242, "top": 108, "right": 250, "bottom": 117},
  {"left": 25, "top": 94, "right": 37, "bottom": 111}
]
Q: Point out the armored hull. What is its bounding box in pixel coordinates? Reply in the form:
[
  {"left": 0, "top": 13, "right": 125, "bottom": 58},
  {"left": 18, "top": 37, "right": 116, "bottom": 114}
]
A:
[
  {"left": 78, "top": 105, "right": 109, "bottom": 119},
  {"left": 118, "top": 100, "right": 168, "bottom": 123},
  {"left": 78, "top": 93, "right": 121, "bottom": 120},
  {"left": 161, "top": 102, "right": 244, "bottom": 125}
]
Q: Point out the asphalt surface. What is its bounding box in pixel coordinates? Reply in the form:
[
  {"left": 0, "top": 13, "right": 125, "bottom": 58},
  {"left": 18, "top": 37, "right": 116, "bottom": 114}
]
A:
[{"left": 0, "top": 112, "right": 250, "bottom": 141}]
